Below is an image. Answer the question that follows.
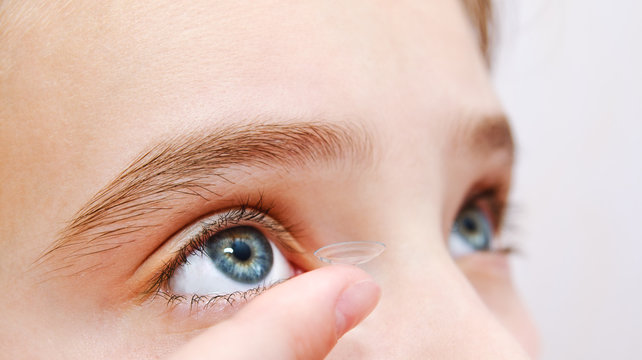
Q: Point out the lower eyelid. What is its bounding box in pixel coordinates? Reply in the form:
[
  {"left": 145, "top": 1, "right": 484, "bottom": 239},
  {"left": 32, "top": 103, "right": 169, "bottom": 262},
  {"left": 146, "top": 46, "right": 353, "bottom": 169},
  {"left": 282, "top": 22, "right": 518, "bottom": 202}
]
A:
[
  {"left": 160, "top": 282, "right": 276, "bottom": 309},
  {"left": 140, "top": 277, "right": 290, "bottom": 332},
  {"left": 143, "top": 293, "right": 248, "bottom": 332},
  {"left": 455, "top": 251, "right": 512, "bottom": 278}
]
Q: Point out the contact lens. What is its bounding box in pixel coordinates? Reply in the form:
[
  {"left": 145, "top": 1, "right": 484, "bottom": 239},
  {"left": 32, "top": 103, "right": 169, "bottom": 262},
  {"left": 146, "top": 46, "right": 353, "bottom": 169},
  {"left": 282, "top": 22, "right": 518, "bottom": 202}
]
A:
[{"left": 314, "top": 241, "right": 386, "bottom": 265}]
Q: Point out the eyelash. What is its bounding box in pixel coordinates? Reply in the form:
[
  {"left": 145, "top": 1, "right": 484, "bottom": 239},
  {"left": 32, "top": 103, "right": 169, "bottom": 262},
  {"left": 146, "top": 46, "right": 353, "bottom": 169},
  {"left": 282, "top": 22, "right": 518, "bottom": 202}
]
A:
[{"left": 144, "top": 198, "right": 290, "bottom": 307}]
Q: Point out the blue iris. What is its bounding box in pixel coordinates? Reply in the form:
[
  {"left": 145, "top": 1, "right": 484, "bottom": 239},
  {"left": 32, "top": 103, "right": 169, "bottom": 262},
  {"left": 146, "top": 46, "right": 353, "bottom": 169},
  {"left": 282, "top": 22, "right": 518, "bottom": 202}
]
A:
[
  {"left": 451, "top": 207, "right": 492, "bottom": 251},
  {"left": 205, "top": 226, "right": 274, "bottom": 284}
]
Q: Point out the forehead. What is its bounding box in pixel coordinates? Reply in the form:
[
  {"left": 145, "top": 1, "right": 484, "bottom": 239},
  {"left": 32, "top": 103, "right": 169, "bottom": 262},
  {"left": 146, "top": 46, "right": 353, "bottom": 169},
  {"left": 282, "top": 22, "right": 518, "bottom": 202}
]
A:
[{"left": 1, "top": 0, "right": 498, "bottom": 122}]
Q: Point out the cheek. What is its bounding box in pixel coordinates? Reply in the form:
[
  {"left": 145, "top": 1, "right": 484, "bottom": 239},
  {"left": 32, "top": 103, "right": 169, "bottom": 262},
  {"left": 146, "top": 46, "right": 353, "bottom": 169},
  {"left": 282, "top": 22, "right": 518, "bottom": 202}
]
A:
[{"left": 457, "top": 254, "right": 540, "bottom": 357}]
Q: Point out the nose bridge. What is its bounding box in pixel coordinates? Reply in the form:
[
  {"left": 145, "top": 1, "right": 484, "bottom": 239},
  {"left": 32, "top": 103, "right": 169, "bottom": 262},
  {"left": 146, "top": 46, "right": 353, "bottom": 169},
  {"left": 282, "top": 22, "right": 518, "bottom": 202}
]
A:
[
  {"left": 319, "top": 143, "right": 529, "bottom": 358},
  {"left": 334, "top": 258, "right": 472, "bottom": 358},
  {"left": 328, "top": 225, "right": 522, "bottom": 359}
]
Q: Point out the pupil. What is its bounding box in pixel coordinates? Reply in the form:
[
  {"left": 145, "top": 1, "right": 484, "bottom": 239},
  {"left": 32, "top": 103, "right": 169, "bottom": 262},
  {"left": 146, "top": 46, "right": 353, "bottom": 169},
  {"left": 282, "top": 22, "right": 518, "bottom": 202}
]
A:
[
  {"left": 229, "top": 240, "right": 252, "bottom": 262},
  {"left": 462, "top": 216, "right": 478, "bottom": 233}
]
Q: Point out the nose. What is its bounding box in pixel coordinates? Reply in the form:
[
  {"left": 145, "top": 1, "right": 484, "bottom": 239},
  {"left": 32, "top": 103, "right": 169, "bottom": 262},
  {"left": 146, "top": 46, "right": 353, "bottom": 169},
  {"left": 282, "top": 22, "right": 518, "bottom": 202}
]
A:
[{"left": 326, "top": 228, "right": 530, "bottom": 359}]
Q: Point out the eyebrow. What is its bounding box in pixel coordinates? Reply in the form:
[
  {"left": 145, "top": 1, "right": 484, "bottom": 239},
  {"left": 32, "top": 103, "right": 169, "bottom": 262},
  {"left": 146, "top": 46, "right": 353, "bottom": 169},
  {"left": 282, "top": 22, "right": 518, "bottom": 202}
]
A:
[
  {"left": 37, "top": 122, "right": 374, "bottom": 267},
  {"left": 471, "top": 115, "right": 514, "bottom": 156},
  {"left": 37, "top": 117, "right": 514, "bottom": 269},
  {"left": 455, "top": 113, "right": 515, "bottom": 162}
]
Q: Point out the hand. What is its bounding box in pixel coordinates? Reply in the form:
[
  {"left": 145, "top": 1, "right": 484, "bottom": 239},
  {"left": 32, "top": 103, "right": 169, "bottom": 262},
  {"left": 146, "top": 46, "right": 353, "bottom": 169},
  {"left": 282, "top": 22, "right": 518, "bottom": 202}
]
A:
[{"left": 169, "top": 265, "right": 381, "bottom": 360}]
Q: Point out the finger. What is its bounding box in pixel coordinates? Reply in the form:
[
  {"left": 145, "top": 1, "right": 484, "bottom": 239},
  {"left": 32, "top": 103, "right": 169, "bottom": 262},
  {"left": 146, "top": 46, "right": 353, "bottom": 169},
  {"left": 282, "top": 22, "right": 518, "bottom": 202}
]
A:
[{"left": 169, "top": 265, "right": 380, "bottom": 360}]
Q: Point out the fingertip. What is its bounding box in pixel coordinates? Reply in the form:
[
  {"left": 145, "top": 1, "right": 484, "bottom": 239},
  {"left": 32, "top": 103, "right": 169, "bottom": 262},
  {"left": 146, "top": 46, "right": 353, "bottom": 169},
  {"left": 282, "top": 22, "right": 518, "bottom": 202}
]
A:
[
  {"left": 168, "top": 265, "right": 381, "bottom": 360},
  {"left": 310, "top": 263, "right": 375, "bottom": 284},
  {"left": 334, "top": 279, "right": 381, "bottom": 337}
]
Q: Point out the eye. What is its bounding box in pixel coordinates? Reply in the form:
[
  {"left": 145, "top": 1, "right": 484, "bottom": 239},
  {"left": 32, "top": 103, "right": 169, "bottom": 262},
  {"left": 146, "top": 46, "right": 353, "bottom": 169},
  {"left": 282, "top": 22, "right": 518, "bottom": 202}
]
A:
[
  {"left": 449, "top": 205, "right": 494, "bottom": 258},
  {"left": 163, "top": 210, "right": 297, "bottom": 297}
]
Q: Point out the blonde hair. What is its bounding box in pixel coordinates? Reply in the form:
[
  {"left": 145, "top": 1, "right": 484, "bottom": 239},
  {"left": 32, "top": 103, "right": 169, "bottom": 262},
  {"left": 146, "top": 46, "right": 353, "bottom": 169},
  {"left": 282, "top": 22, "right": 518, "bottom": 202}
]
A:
[{"left": 462, "top": 0, "right": 493, "bottom": 62}]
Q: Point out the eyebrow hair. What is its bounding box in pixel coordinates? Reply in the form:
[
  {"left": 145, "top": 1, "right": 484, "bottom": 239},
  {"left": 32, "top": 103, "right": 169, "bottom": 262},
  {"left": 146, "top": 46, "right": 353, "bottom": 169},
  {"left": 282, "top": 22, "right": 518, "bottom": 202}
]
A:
[
  {"left": 37, "top": 116, "right": 514, "bottom": 271},
  {"left": 456, "top": 114, "right": 515, "bottom": 162},
  {"left": 37, "top": 121, "right": 374, "bottom": 267}
]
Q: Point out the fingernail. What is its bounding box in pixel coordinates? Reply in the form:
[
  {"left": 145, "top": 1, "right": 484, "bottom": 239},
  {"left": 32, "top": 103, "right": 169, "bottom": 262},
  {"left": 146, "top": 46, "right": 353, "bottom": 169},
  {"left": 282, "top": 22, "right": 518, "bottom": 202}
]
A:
[{"left": 334, "top": 280, "right": 381, "bottom": 337}]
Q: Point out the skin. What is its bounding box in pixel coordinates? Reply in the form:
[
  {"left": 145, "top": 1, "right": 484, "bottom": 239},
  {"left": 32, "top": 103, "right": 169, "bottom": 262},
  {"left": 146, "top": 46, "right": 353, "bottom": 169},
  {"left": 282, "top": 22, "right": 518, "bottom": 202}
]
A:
[{"left": 0, "top": 0, "right": 538, "bottom": 358}]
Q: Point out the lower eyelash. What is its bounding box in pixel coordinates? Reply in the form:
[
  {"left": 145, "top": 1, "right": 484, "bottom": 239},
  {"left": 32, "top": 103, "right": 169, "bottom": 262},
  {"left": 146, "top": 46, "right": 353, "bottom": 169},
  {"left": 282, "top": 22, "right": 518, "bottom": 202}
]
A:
[
  {"left": 491, "top": 244, "right": 519, "bottom": 255},
  {"left": 153, "top": 279, "right": 286, "bottom": 312}
]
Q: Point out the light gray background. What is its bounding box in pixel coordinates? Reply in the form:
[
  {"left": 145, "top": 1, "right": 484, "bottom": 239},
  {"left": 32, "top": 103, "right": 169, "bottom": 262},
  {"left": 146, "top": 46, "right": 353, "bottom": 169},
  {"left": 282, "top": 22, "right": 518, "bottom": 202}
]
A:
[{"left": 492, "top": 0, "right": 642, "bottom": 358}]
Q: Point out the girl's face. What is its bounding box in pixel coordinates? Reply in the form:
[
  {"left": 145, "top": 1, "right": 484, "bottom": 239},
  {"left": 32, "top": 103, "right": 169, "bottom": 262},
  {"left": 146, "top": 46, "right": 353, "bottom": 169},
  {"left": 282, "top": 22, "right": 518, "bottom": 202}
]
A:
[{"left": 0, "top": 0, "right": 538, "bottom": 358}]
